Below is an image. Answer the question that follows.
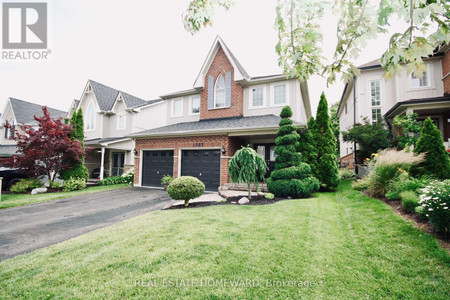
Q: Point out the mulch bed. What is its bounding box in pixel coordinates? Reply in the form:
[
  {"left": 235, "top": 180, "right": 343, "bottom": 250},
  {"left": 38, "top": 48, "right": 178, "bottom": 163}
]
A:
[
  {"left": 364, "top": 192, "right": 450, "bottom": 251},
  {"left": 166, "top": 196, "right": 283, "bottom": 210}
]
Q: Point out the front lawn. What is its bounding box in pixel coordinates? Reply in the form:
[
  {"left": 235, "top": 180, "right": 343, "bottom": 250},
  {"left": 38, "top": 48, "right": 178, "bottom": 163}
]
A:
[
  {"left": 0, "top": 181, "right": 449, "bottom": 299},
  {"left": 0, "top": 184, "right": 129, "bottom": 209}
]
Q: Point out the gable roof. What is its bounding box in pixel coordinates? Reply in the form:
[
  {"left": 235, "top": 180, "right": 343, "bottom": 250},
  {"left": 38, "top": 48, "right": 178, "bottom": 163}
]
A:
[
  {"left": 193, "top": 35, "right": 250, "bottom": 88},
  {"left": 9, "top": 98, "right": 67, "bottom": 124},
  {"left": 88, "top": 80, "right": 147, "bottom": 111}
]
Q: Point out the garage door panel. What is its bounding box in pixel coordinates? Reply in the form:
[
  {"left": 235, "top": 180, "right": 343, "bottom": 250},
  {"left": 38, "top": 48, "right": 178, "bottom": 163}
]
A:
[
  {"left": 142, "top": 150, "right": 174, "bottom": 187},
  {"left": 181, "top": 149, "right": 220, "bottom": 191}
]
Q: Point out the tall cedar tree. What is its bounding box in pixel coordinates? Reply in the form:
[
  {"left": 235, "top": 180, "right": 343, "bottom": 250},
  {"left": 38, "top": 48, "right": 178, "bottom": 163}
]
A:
[
  {"left": 60, "top": 108, "right": 89, "bottom": 181},
  {"left": 313, "top": 93, "right": 340, "bottom": 189},
  {"left": 297, "top": 117, "right": 317, "bottom": 174},
  {"left": 267, "top": 106, "right": 319, "bottom": 198},
  {"left": 3, "top": 107, "right": 85, "bottom": 182},
  {"left": 410, "top": 118, "right": 450, "bottom": 179},
  {"left": 228, "top": 146, "right": 267, "bottom": 199}
]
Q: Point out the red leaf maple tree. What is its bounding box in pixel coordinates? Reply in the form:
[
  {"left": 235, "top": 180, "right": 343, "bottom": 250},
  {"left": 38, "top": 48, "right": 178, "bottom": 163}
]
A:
[{"left": 3, "top": 107, "right": 85, "bottom": 182}]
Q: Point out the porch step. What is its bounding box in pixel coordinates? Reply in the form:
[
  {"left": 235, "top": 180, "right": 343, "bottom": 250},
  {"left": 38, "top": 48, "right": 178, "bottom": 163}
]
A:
[
  {"left": 87, "top": 179, "right": 99, "bottom": 187},
  {"left": 220, "top": 183, "right": 268, "bottom": 192}
]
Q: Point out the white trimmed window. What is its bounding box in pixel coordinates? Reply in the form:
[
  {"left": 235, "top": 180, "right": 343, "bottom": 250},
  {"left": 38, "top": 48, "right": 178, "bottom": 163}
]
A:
[
  {"left": 86, "top": 102, "right": 95, "bottom": 130},
  {"left": 117, "top": 115, "right": 126, "bottom": 130},
  {"left": 370, "top": 81, "right": 381, "bottom": 106},
  {"left": 214, "top": 74, "right": 226, "bottom": 108},
  {"left": 250, "top": 86, "right": 265, "bottom": 108},
  {"left": 271, "top": 84, "right": 287, "bottom": 106},
  {"left": 372, "top": 108, "right": 382, "bottom": 124},
  {"left": 172, "top": 99, "right": 183, "bottom": 117},
  {"left": 411, "top": 67, "right": 429, "bottom": 88},
  {"left": 191, "top": 96, "right": 200, "bottom": 115}
]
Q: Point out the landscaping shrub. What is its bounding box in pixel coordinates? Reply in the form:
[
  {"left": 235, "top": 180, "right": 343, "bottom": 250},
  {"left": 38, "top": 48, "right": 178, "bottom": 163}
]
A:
[
  {"left": 62, "top": 177, "right": 86, "bottom": 192},
  {"left": 267, "top": 106, "right": 319, "bottom": 198},
  {"left": 264, "top": 193, "right": 275, "bottom": 200},
  {"left": 60, "top": 162, "right": 89, "bottom": 182},
  {"left": 400, "top": 191, "right": 419, "bottom": 213},
  {"left": 167, "top": 176, "right": 205, "bottom": 207},
  {"left": 161, "top": 175, "right": 174, "bottom": 186},
  {"left": 387, "top": 174, "right": 431, "bottom": 196},
  {"left": 98, "top": 171, "right": 134, "bottom": 186},
  {"left": 50, "top": 181, "right": 62, "bottom": 189},
  {"left": 385, "top": 191, "right": 400, "bottom": 200},
  {"left": 339, "top": 168, "right": 356, "bottom": 180},
  {"left": 365, "top": 149, "right": 424, "bottom": 197},
  {"left": 352, "top": 178, "right": 370, "bottom": 191},
  {"left": 411, "top": 118, "right": 450, "bottom": 179},
  {"left": 415, "top": 206, "right": 427, "bottom": 219},
  {"left": 418, "top": 180, "right": 450, "bottom": 237},
  {"left": 10, "top": 178, "right": 43, "bottom": 193},
  {"left": 297, "top": 117, "right": 317, "bottom": 174},
  {"left": 228, "top": 146, "right": 267, "bottom": 199},
  {"left": 311, "top": 93, "right": 340, "bottom": 189}
]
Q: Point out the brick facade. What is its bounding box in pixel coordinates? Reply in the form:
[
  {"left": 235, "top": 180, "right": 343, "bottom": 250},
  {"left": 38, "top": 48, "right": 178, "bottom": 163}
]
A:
[
  {"left": 134, "top": 135, "right": 243, "bottom": 187},
  {"left": 443, "top": 49, "right": 450, "bottom": 95},
  {"left": 200, "top": 47, "right": 244, "bottom": 120}
]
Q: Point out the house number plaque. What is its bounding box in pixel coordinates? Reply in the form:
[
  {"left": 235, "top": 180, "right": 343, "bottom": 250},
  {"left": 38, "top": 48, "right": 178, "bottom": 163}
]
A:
[{"left": 193, "top": 142, "right": 204, "bottom": 147}]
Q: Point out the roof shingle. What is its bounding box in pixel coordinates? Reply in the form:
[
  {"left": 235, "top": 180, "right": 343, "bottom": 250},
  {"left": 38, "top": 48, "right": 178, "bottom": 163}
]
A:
[{"left": 9, "top": 98, "right": 67, "bottom": 124}]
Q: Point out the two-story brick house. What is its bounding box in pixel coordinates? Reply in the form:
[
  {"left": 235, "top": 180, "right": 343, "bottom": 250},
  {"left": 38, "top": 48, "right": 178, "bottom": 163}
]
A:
[
  {"left": 69, "top": 80, "right": 166, "bottom": 179},
  {"left": 129, "top": 36, "right": 312, "bottom": 190},
  {"left": 337, "top": 44, "right": 450, "bottom": 168}
]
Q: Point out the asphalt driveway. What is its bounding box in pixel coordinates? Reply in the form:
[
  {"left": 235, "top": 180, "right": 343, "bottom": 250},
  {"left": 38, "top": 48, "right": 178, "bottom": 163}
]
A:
[{"left": 0, "top": 187, "right": 173, "bottom": 261}]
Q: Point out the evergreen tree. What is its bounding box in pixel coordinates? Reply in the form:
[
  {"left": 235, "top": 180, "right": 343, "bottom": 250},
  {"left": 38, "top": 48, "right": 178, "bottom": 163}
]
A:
[
  {"left": 312, "top": 92, "right": 340, "bottom": 189},
  {"left": 60, "top": 108, "right": 89, "bottom": 181},
  {"left": 297, "top": 117, "right": 317, "bottom": 175},
  {"left": 267, "top": 106, "right": 319, "bottom": 198},
  {"left": 410, "top": 118, "right": 450, "bottom": 179}
]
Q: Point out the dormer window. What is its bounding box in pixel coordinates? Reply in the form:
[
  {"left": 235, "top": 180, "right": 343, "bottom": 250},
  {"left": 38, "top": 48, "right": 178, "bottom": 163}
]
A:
[
  {"left": 214, "top": 74, "right": 226, "bottom": 108},
  {"left": 117, "top": 115, "right": 126, "bottom": 130},
  {"left": 86, "top": 102, "right": 95, "bottom": 130}
]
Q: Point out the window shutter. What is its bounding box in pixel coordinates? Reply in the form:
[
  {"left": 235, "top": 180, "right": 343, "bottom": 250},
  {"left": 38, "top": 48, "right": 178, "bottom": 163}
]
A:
[
  {"left": 208, "top": 75, "right": 214, "bottom": 110},
  {"left": 225, "top": 71, "right": 232, "bottom": 107},
  {"left": 11, "top": 124, "right": 15, "bottom": 137}
]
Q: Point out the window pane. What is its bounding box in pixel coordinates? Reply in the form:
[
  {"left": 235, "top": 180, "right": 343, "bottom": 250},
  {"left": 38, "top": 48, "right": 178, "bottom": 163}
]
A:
[
  {"left": 256, "top": 145, "right": 265, "bottom": 159},
  {"left": 192, "top": 97, "right": 200, "bottom": 114},
  {"left": 371, "top": 81, "right": 380, "bottom": 106},
  {"left": 412, "top": 71, "right": 428, "bottom": 88},
  {"left": 274, "top": 85, "right": 286, "bottom": 105},
  {"left": 372, "top": 108, "right": 381, "bottom": 124},
  {"left": 173, "top": 99, "right": 182, "bottom": 116},
  {"left": 270, "top": 146, "right": 276, "bottom": 161},
  {"left": 252, "top": 87, "right": 263, "bottom": 107},
  {"left": 118, "top": 115, "right": 125, "bottom": 129},
  {"left": 215, "top": 90, "right": 226, "bottom": 108}
]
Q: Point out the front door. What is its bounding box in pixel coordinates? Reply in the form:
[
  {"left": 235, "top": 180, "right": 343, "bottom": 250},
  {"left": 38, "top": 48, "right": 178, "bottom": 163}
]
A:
[
  {"left": 112, "top": 152, "right": 125, "bottom": 176},
  {"left": 255, "top": 144, "right": 276, "bottom": 177}
]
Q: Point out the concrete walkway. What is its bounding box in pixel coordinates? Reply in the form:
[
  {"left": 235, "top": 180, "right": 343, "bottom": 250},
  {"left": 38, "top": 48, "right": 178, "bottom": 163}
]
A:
[{"left": 0, "top": 187, "right": 173, "bottom": 261}]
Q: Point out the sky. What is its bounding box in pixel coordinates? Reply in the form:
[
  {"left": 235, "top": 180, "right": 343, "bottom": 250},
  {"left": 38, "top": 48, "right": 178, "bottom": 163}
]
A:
[{"left": 0, "top": 0, "right": 405, "bottom": 115}]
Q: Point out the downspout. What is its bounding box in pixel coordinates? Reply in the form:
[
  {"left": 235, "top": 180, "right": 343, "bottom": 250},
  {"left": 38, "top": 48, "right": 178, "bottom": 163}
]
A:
[{"left": 353, "top": 76, "right": 357, "bottom": 174}]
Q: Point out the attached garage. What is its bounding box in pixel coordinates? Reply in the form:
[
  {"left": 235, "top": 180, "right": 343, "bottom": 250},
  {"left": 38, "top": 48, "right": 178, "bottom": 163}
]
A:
[
  {"left": 181, "top": 149, "right": 221, "bottom": 191},
  {"left": 141, "top": 150, "right": 174, "bottom": 187}
]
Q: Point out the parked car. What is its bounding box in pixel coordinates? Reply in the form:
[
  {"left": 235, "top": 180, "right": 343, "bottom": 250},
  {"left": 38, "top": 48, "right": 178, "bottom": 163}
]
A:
[{"left": 0, "top": 167, "right": 29, "bottom": 190}]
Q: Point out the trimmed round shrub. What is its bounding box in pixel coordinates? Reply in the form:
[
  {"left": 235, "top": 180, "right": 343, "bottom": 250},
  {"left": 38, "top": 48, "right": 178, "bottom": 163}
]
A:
[
  {"left": 267, "top": 177, "right": 320, "bottom": 198},
  {"left": 400, "top": 190, "right": 419, "bottom": 213},
  {"left": 167, "top": 176, "right": 205, "bottom": 207},
  {"left": 60, "top": 162, "right": 89, "bottom": 182},
  {"left": 270, "top": 164, "right": 312, "bottom": 181},
  {"left": 264, "top": 193, "right": 275, "bottom": 200}
]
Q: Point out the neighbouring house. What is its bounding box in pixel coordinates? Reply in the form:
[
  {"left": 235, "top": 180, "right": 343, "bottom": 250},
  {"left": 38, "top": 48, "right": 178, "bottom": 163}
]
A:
[
  {"left": 336, "top": 44, "right": 450, "bottom": 169},
  {"left": 128, "top": 36, "right": 312, "bottom": 191},
  {"left": 0, "top": 97, "right": 67, "bottom": 160},
  {"left": 70, "top": 80, "right": 166, "bottom": 180}
]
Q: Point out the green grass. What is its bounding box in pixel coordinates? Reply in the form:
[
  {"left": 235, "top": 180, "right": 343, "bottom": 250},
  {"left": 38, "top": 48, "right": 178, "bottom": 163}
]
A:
[
  {"left": 0, "top": 184, "right": 129, "bottom": 209},
  {"left": 0, "top": 181, "right": 449, "bottom": 299}
]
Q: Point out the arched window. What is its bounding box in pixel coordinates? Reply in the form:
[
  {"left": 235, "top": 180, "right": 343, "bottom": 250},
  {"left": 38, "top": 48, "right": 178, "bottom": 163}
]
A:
[
  {"left": 214, "top": 74, "right": 226, "bottom": 108},
  {"left": 86, "top": 102, "right": 95, "bottom": 130}
]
